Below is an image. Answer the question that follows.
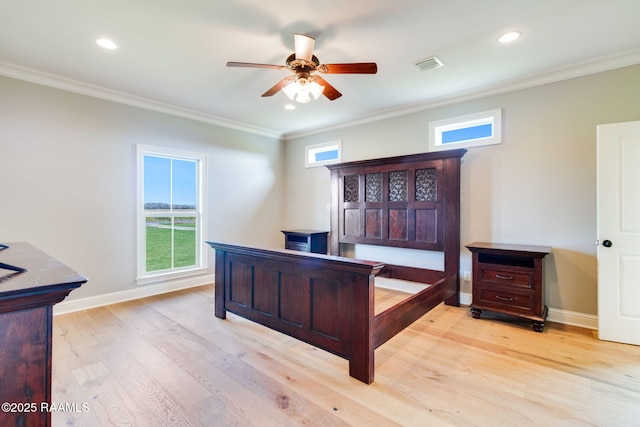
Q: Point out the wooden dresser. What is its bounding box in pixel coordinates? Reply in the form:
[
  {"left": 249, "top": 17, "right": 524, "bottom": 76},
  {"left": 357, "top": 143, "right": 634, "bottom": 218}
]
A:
[
  {"left": 466, "top": 242, "right": 551, "bottom": 332},
  {"left": 0, "top": 242, "right": 86, "bottom": 427}
]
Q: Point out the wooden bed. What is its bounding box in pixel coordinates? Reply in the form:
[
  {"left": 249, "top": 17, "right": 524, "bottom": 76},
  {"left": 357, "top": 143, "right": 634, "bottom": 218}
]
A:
[{"left": 207, "top": 149, "right": 466, "bottom": 384}]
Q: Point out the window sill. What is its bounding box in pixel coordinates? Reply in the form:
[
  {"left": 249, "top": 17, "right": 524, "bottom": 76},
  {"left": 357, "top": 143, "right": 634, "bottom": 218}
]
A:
[{"left": 136, "top": 267, "right": 209, "bottom": 286}]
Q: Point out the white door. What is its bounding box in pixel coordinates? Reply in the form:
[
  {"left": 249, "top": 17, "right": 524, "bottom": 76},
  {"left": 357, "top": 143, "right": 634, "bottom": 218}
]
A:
[{"left": 597, "top": 120, "right": 640, "bottom": 345}]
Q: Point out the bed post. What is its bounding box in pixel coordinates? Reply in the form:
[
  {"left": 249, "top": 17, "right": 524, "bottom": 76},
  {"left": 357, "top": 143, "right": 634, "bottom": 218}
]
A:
[
  {"left": 444, "top": 154, "right": 462, "bottom": 307},
  {"left": 329, "top": 168, "right": 340, "bottom": 256},
  {"left": 348, "top": 272, "right": 376, "bottom": 384},
  {"left": 214, "top": 249, "right": 226, "bottom": 319}
]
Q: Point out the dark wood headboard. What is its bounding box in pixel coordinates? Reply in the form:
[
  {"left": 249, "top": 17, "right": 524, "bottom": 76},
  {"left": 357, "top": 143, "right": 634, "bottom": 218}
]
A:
[{"left": 326, "top": 149, "right": 466, "bottom": 300}]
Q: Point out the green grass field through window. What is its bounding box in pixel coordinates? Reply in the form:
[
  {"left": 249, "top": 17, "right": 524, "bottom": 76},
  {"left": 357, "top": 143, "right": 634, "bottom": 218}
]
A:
[{"left": 145, "top": 218, "right": 196, "bottom": 272}]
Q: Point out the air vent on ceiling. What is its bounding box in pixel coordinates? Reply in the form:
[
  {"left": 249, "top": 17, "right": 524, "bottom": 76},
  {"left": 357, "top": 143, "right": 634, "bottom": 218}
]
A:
[{"left": 415, "top": 56, "right": 443, "bottom": 71}]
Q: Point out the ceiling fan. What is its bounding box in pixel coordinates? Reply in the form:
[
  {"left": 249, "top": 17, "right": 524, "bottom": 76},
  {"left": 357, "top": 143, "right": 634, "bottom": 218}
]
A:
[{"left": 227, "top": 34, "right": 377, "bottom": 103}]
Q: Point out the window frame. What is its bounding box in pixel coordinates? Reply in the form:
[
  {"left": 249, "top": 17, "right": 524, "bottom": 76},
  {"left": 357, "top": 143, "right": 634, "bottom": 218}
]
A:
[
  {"left": 428, "top": 109, "right": 502, "bottom": 151},
  {"left": 305, "top": 140, "right": 342, "bottom": 168},
  {"left": 136, "top": 144, "right": 207, "bottom": 284}
]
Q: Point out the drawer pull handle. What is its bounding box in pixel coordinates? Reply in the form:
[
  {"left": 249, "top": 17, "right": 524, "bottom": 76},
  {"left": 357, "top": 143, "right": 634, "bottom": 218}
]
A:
[
  {"left": 495, "top": 274, "right": 513, "bottom": 280},
  {"left": 496, "top": 295, "right": 514, "bottom": 302}
]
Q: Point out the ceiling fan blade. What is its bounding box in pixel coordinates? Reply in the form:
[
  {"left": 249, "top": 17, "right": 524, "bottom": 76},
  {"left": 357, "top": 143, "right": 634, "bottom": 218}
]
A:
[
  {"left": 261, "top": 76, "right": 295, "bottom": 97},
  {"left": 294, "top": 34, "right": 315, "bottom": 62},
  {"left": 320, "top": 63, "right": 377, "bottom": 74},
  {"left": 314, "top": 76, "right": 342, "bottom": 101},
  {"left": 227, "top": 62, "right": 285, "bottom": 70}
]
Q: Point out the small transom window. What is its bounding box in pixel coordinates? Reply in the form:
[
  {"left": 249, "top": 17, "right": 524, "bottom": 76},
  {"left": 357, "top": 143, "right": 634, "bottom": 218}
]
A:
[
  {"left": 305, "top": 140, "right": 342, "bottom": 167},
  {"left": 429, "top": 109, "right": 502, "bottom": 151}
]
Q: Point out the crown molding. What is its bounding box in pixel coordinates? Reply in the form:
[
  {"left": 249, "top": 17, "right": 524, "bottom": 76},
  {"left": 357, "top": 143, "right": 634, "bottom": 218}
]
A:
[
  {"left": 3, "top": 47, "right": 639, "bottom": 143},
  {"left": 0, "top": 61, "right": 282, "bottom": 140},
  {"left": 282, "top": 47, "right": 640, "bottom": 140}
]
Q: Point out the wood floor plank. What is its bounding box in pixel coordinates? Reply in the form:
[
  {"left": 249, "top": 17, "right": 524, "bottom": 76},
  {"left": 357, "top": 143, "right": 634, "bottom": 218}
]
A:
[
  {"left": 95, "top": 338, "right": 202, "bottom": 426},
  {"left": 52, "top": 284, "right": 640, "bottom": 426},
  {"left": 108, "top": 294, "right": 293, "bottom": 425},
  {"left": 241, "top": 346, "right": 405, "bottom": 426},
  {"left": 69, "top": 361, "right": 148, "bottom": 427}
]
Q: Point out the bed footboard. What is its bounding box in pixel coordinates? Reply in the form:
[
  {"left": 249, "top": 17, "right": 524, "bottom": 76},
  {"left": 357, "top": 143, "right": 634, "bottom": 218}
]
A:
[{"left": 207, "top": 241, "right": 384, "bottom": 384}]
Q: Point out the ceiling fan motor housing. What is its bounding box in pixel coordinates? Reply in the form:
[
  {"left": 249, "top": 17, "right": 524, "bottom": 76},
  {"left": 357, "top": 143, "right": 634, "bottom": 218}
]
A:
[{"left": 286, "top": 53, "right": 320, "bottom": 71}]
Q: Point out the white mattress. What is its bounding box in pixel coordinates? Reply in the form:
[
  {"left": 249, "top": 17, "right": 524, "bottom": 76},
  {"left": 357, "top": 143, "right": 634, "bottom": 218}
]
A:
[{"left": 374, "top": 276, "right": 431, "bottom": 294}]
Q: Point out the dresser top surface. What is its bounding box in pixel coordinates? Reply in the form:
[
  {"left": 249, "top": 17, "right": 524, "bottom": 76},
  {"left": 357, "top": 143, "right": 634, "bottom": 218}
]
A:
[
  {"left": 466, "top": 241, "right": 552, "bottom": 256},
  {"left": 0, "top": 242, "right": 87, "bottom": 298},
  {"left": 281, "top": 229, "right": 329, "bottom": 235}
]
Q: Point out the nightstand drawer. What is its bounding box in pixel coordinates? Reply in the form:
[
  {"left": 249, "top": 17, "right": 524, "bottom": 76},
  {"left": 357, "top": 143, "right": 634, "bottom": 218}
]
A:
[
  {"left": 478, "top": 287, "right": 534, "bottom": 312},
  {"left": 477, "top": 266, "right": 533, "bottom": 288}
]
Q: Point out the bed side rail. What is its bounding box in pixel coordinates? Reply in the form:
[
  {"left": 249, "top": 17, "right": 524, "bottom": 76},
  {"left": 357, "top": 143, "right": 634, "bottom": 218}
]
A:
[{"left": 373, "top": 274, "right": 457, "bottom": 349}]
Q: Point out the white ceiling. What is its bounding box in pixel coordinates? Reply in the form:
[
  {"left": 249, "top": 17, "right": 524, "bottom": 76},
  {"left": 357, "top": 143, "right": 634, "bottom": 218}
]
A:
[{"left": 1, "top": 0, "right": 640, "bottom": 138}]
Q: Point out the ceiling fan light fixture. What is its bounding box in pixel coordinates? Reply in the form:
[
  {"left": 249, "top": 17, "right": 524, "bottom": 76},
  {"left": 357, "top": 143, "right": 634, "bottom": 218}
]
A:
[
  {"left": 309, "top": 81, "right": 325, "bottom": 100},
  {"left": 282, "top": 82, "right": 298, "bottom": 101},
  {"left": 229, "top": 33, "right": 374, "bottom": 102},
  {"left": 297, "top": 91, "right": 312, "bottom": 104},
  {"left": 282, "top": 79, "right": 325, "bottom": 103}
]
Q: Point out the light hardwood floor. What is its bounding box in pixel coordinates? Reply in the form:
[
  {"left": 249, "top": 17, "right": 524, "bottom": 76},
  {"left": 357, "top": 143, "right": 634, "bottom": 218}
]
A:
[{"left": 52, "top": 284, "right": 640, "bottom": 426}]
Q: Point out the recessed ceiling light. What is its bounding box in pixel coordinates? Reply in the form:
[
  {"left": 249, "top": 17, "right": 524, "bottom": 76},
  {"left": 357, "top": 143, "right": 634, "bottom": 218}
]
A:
[
  {"left": 284, "top": 104, "right": 296, "bottom": 110},
  {"left": 96, "top": 38, "right": 117, "bottom": 50},
  {"left": 497, "top": 31, "right": 521, "bottom": 44}
]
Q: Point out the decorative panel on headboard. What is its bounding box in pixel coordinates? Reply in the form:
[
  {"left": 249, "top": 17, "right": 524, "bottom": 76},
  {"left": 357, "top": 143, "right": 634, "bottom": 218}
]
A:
[{"left": 326, "top": 149, "right": 467, "bottom": 262}]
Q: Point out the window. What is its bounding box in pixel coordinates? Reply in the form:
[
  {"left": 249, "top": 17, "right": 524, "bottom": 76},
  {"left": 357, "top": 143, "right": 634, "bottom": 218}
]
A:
[
  {"left": 428, "top": 109, "right": 502, "bottom": 151},
  {"left": 136, "top": 145, "right": 207, "bottom": 283},
  {"left": 305, "top": 140, "right": 342, "bottom": 167}
]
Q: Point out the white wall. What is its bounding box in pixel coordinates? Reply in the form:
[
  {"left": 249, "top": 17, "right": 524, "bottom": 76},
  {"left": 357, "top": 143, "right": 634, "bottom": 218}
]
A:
[
  {"left": 283, "top": 64, "right": 640, "bottom": 318},
  {"left": 3, "top": 63, "right": 639, "bottom": 320},
  {"left": 0, "top": 76, "right": 284, "bottom": 302}
]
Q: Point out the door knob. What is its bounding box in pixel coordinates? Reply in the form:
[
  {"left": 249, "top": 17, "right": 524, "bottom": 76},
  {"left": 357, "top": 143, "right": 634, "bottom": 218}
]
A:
[{"left": 602, "top": 240, "right": 613, "bottom": 247}]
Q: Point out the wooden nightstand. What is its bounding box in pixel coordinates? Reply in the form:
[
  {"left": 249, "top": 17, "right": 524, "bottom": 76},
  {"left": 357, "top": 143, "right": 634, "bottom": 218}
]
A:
[
  {"left": 281, "top": 230, "right": 329, "bottom": 254},
  {"left": 466, "top": 242, "right": 551, "bottom": 332}
]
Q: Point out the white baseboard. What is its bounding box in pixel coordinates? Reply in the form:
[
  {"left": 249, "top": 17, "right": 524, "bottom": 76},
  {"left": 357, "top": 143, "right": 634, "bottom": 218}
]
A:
[
  {"left": 547, "top": 307, "right": 598, "bottom": 330},
  {"left": 460, "top": 292, "right": 472, "bottom": 306},
  {"left": 459, "top": 292, "right": 597, "bottom": 330},
  {"left": 53, "top": 275, "right": 212, "bottom": 316},
  {"left": 54, "top": 282, "right": 599, "bottom": 330}
]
